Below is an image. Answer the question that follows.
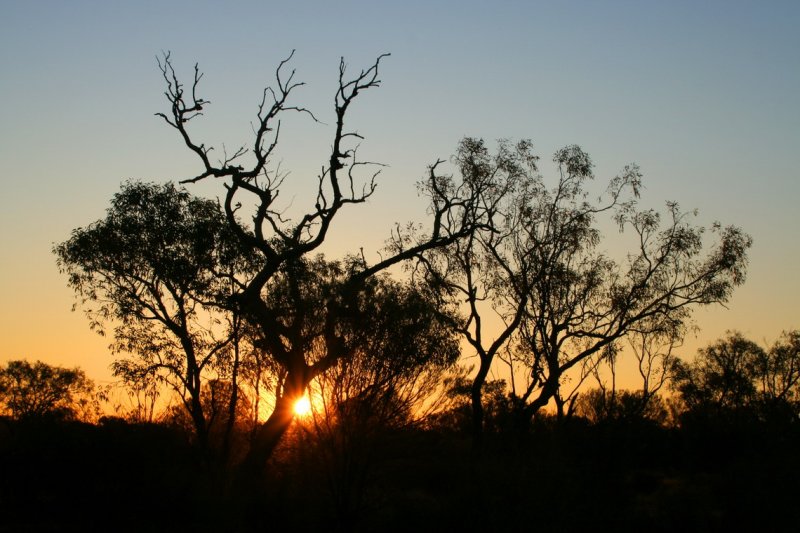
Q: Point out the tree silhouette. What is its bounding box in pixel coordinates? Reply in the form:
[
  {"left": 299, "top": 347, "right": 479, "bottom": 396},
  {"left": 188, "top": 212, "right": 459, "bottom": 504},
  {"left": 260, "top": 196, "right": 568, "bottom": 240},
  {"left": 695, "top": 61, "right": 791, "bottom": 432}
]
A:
[
  {"left": 306, "top": 260, "right": 461, "bottom": 430},
  {"left": 420, "top": 137, "right": 750, "bottom": 441},
  {"left": 505, "top": 145, "right": 750, "bottom": 423},
  {"left": 674, "top": 330, "right": 800, "bottom": 422},
  {"left": 581, "top": 329, "right": 680, "bottom": 423},
  {"left": 165, "top": 378, "right": 254, "bottom": 461},
  {"left": 55, "top": 181, "right": 254, "bottom": 450},
  {"left": 0, "top": 360, "right": 98, "bottom": 420},
  {"left": 415, "top": 137, "right": 537, "bottom": 446},
  {"left": 429, "top": 368, "right": 514, "bottom": 435},
  {"left": 674, "top": 331, "right": 763, "bottom": 414},
  {"left": 757, "top": 330, "right": 800, "bottom": 419},
  {"left": 576, "top": 388, "right": 669, "bottom": 425},
  {"left": 156, "top": 52, "right": 494, "bottom": 466}
]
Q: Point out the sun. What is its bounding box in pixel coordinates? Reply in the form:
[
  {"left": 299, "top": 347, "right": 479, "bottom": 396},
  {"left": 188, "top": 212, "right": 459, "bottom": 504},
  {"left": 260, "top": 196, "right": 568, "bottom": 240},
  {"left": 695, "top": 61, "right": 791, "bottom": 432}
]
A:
[{"left": 293, "top": 395, "right": 312, "bottom": 417}]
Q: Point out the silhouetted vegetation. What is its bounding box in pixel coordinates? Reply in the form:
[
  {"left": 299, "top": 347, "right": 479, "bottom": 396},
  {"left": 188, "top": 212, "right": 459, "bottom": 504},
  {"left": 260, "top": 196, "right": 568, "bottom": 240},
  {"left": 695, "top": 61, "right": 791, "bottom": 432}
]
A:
[
  {"left": 673, "top": 330, "right": 800, "bottom": 425},
  {"left": 416, "top": 137, "right": 750, "bottom": 446},
  {"left": 6, "top": 52, "right": 793, "bottom": 531},
  {"left": 0, "top": 360, "right": 99, "bottom": 421},
  {"left": 3, "top": 354, "right": 800, "bottom": 531},
  {"left": 54, "top": 181, "right": 255, "bottom": 455}
]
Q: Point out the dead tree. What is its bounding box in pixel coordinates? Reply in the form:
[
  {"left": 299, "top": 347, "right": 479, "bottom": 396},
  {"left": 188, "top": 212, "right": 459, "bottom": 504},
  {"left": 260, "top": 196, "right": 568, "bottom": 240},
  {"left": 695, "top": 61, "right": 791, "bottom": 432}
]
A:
[{"left": 156, "top": 51, "right": 490, "bottom": 468}]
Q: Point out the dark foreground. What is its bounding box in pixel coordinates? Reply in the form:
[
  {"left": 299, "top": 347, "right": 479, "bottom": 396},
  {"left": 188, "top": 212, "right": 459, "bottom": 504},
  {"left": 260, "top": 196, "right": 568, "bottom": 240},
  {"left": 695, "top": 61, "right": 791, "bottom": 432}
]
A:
[{"left": 1, "top": 416, "right": 798, "bottom": 532}]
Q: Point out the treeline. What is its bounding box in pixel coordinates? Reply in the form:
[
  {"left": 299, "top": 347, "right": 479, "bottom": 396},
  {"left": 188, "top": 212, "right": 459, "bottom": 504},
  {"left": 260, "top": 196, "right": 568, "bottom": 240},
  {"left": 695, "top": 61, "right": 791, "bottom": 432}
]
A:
[
  {"left": 3, "top": 329, "right": 799, "bottom": 430},
  {"left": 2, "top": 330, "right": 799, "bottom": 531}
]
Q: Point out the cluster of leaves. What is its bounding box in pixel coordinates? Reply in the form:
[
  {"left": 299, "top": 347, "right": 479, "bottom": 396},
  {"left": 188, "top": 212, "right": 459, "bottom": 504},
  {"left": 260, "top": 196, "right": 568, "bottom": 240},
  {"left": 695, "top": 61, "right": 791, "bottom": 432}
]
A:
[
  {"left": 55, "top": 181, "right": 258, "bottom": 452},
  {"left": 673, "top": 330, "right": 800, "bottom": 423},
  {"left": 0, "top": 360, "right": 99, "bottom": 421}
]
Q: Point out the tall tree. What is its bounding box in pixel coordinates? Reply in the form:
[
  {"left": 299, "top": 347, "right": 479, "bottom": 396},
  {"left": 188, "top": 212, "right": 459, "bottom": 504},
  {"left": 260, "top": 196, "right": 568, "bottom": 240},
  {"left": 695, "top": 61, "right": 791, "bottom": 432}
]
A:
[
  {"left": 55, "top": 181, "right": 253, "bottom": 450},
  {"left": 156, "top": 52, "right": 493, "bottom": 466},
  {"left": 416, "top": 138, "right": 537, "bottom": 445},
  {"left": 420, "top": 138, "right": 750, "bottom": 442},
  {"left": 512, "top": 145, "right": 751, "bottom": 422}
]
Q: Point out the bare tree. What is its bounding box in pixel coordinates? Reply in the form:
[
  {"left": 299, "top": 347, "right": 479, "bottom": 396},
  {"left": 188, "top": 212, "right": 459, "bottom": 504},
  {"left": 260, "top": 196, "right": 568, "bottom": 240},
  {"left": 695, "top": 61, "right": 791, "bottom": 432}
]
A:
[
  {"left": 629, "top": 329, "right": 681, "bottom": 411},
  {"left": 156, "top": 52, "right": 490, "bottom": 467},
  {"left": 580, "top": 328, "right": 680, "bottom": 423}
]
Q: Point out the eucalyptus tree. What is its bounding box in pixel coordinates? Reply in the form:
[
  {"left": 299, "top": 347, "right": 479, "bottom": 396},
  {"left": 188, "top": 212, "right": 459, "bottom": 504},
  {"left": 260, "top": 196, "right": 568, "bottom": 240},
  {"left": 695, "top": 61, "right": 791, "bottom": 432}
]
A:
[
  {"left": 275, "top": 256, "right": 460, "bottom": 525},
  {"left": 674, "top": 332, "right": 763, "bottom": 413},
  {"left": 510, "top": 145, "right": 751, "bottom": 422},
  {"left": 578, "top": 328, "right": 681, "bottom": 423},
  {"left": 55, "top": 181, "right": 253, "bottom": 449},
  {"left": 419, "top": 137, "right": 751, "bottom": 442},
  {"left": 302, "top": 256, "right": 461, "bottom": 429},
  {"left": 758, "top": 330, "right": 800, "bottom": 415},
  {"left": 0, "top": 360, "right": 97, "bottom": 421},
  {"left": 154, "top": 52, "right": 495, "bottom": 466},
  {"left": 674, "top": 330, "right": 800, "bottom": 421},
  {"left": 415, "top": 137, "right": 538, "bottom": 444}
]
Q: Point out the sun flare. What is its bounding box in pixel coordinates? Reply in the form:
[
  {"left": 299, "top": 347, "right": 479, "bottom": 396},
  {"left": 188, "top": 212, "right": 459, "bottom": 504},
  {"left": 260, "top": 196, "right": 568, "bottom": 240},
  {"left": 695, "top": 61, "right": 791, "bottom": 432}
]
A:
[{"left": 293, "top": 396, "right": 312, "bottom": 417}]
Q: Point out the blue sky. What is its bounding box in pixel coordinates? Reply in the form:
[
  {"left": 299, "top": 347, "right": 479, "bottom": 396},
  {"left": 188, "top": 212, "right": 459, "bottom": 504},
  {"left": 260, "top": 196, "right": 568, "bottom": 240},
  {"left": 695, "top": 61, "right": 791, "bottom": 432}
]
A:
[{"left": 1, "top": 1, "right": 798, "bottom": 383}]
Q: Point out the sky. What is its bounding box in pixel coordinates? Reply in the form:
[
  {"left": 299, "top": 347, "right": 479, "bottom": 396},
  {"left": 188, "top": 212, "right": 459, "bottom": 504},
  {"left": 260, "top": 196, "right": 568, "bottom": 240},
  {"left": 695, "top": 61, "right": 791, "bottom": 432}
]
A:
[{"left": 1, "top": 0, "right": 798, "bottom": 387}]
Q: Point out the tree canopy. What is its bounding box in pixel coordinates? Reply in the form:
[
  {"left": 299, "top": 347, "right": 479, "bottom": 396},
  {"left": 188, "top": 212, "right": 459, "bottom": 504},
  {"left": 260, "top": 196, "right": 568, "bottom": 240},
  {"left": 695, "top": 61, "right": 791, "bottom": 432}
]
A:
[
  {"left": 674, "top": 330, "right": 800, "bottom": 422},
  {"left": 0, "top": 360, "right": 97, "bottom": 420},
  {"left": 418, "top": 137, "right": 751, "bottom": 441},
  {"left": 54, "top": 53, "right": 753, "bottom": 465},
  {"left": 55, "top": 181, "right": 253, "bottom": 448},
  {"left": 151, "top": 52, "right": 500, "bottom": 466}
]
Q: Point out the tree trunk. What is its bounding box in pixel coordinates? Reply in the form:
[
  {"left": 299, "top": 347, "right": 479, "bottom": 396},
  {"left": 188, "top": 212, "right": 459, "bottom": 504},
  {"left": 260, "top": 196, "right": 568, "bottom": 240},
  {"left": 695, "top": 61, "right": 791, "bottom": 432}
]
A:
[
  {"left": 190, "top": 391, "right": 210, "bottom": 452},
  {"left": 240, "top": 366, "right": 309, "bottom": 470},
  {"left": 526, "top": 374, "right": 561, "bottom": 421},
  {"left": 470, "top": 357, "right": 492, "bottom": 451},
  {"left": 222, "top": 318, "right": 242, "bottom": 464}
]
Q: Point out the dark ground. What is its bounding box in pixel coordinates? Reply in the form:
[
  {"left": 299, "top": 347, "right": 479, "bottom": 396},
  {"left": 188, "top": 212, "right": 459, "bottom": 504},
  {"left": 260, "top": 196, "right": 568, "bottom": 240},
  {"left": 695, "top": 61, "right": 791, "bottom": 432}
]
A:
[{"left": 1, "top": 416, "right": 798, "bottom": 532}]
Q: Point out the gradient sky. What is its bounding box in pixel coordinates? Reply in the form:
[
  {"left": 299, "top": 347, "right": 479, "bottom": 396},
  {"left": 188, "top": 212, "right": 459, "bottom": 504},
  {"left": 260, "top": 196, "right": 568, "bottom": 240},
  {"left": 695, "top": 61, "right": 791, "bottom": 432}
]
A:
[{"left": 1, "top": 1, "right": 798, "bottom": 386}]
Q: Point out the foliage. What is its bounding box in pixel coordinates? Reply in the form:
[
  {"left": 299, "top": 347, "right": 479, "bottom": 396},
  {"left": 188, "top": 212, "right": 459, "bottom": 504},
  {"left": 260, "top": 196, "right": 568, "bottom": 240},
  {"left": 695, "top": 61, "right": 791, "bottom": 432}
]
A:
[
  {"left": 263, "top": 254, "right": 461, "bottom": 429},
  {"left": 428, "top": 368, "right": 514, "bottom": 434},
  {"left": 575, "top": 388, "right": 669, "bottom": 425},
  {"left": 511, "top": 145, "right": 750, "bottom": 418},
  {"left": 0, "top": 360, "right": 98, "bottom": 421},
  {"left": 757, "top": 330, "right": 800, "bottom": 412},
  {"left": 674, "top": 331, "right": 764, "bottom": 412},
  {"left": 257, "top": 257, "right": 461, "bottom": 525},
  {"left": 674, "top": 330, "right": 800, "bottom": 422},
  {"left": 418, "top": 137, "right": 750, "bottom": 442},
  {"left": 55, "top": 181, "right": 254, "bottom": 446},
  {"left": 154, "top": 52, "right": 501, "bottom": 466},
  {"left": 310, "top": 270, "right": 461, "bottom": 430}
]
